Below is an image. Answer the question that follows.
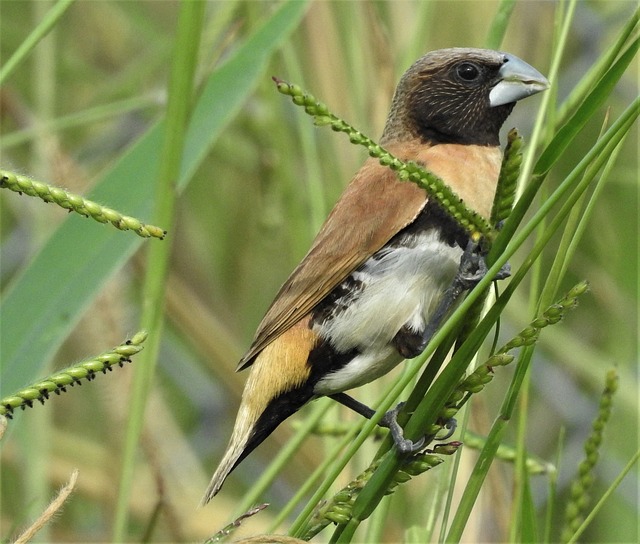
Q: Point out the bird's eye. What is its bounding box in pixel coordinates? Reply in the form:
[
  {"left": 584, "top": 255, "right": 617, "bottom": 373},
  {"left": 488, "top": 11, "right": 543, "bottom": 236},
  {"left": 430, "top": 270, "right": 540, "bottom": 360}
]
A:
[{"left": 456, "top": 62, "right": 481, "bottom": 82}]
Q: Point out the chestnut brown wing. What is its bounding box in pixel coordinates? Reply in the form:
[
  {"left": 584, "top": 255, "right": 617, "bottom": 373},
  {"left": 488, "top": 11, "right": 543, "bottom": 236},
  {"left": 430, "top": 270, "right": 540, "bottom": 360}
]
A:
[{"left": 237, "top": 156, "right": 428, "bottom": 370}]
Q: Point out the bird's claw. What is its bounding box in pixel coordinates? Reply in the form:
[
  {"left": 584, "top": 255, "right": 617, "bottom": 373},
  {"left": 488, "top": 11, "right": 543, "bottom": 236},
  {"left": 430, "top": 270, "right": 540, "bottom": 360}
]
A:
[
  {"left": 380, "top": 404, "right": 459, "bottom": 453},
  {"left": 380, "top": 402, "right": 426, "bottom": 454},
  {"left": 456, "top": 241, "right": 510, "bottom": 290},
  {"left": 436, "top": 417, "right": 458, "bottom": 440}
]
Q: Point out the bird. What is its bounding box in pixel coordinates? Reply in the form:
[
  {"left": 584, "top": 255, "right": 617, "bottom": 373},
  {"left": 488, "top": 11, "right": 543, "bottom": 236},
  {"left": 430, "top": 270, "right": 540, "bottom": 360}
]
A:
[{"left": 202, "top": 48, "right": 548, "bottom": 503}]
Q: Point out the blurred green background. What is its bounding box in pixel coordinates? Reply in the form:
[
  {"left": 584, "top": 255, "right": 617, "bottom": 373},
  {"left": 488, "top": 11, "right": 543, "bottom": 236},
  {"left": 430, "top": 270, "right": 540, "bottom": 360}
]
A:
[{"left": 0, "top": 1, "right": 637, "bottom": 542}]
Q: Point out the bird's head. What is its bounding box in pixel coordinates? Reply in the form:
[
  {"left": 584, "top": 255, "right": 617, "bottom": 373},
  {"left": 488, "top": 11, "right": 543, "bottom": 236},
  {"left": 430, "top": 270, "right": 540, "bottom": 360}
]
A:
[{"left": 381, "top": 48, "right": 549, "bottom": 146}]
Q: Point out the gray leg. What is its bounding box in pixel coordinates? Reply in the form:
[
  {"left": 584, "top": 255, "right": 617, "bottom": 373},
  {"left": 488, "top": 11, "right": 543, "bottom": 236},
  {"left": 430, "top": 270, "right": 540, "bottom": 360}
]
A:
[{"left": 330, "top": 393, "right": 424, "bottom": 454}]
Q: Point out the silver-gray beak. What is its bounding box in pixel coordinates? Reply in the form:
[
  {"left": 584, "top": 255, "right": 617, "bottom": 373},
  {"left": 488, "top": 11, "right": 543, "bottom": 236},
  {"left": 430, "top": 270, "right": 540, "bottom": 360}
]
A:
[{"left": 489, "top": 53, "right": 549, "bottom": 107}]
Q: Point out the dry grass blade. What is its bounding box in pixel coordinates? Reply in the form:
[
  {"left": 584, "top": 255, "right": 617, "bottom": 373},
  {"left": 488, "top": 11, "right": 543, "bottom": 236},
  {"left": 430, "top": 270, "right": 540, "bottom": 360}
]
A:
[{"left": 12, "top": 469, "right": 79, "bottom": 544}]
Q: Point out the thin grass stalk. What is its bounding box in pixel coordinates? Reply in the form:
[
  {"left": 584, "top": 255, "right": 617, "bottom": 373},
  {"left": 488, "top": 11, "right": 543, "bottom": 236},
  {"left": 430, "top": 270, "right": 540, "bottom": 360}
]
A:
[
  {"left": 21, "top": 1, "right": 58, "bottom": 529},
  {"left": 553, "top": 118, "right": 624, "bottom": 293},
  {"left": 565, "top": 449, "right": 640, "bottom": 544},
  {"left": 437, "top": 403, "right": 473, "bottom": 542},
  {"left": 521, "top": 474, "right": 539, "bottom": 541},
  {"left": 543, "top": 428, "right": 565, "bottom": 543},
  {"left": 538, "top": 112, "right": 612, "bottom": 309},
  {"left": 0, "top": 0, "right": 75, "bottom": 85},
  {"left": 111, "top": 2, "right": 205, "bottom": 539},
  {"left": 553, "top": 7, "right": 639, "bottom": 128},
  {"left": 430, "top": 457, "right": 455, "bottom": 542},
  {"left": 454, "top": 342, "right": 536, "bottom": 544},
  {"left": 484, "top": 0, "right": 517, "bottom": 50},
  {"left": 509, "top": 167, "right": 549, "bottom": 540},
  {"left": 493, "top": 0, "right": 578, "bottom": 254},
  {"left": 510, "top": 346, "right": 536, "bottom": 540},
  {"left": 280, "top": 47, "right": 328, "bottom": 235},
  {"left": 534, "top": 35, "right": 639, "bottom": 177},
  {"left": 0, "top": 95, "right": 158, "bottom": 150}
]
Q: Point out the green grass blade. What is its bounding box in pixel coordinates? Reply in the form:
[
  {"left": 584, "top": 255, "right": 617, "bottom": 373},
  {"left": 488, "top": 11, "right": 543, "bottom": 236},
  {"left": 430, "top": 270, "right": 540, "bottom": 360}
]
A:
[
  {"left": 178, "top": 1, "right": 310, "bottom": 187},
  {"left": 0, "top": 0, "right": 76, "bottom": 85},
  {"left": 565, "top": 449, "right": 640, "bottom": 544},
  {"left": 111, "top": 0, "right": 205, "bottom": 538},
  {"left": 534, "top": 36, "right": 639, "bottom": 176},
  {"left": 484, "top": 0, "right": 517, "bottom": 50},
  {"left": 519, "top": 472, "right": 539, "bottom": 543},
  {"left": 554, "top": 7, "right": 639, "bottom": 127},
  {"left": 0, "top": 0, "right": 309, "bottom": 398}
]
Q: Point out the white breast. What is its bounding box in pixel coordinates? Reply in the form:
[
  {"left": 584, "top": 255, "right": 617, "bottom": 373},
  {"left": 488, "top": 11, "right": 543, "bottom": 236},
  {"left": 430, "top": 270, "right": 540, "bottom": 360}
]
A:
[{"left": 313, "top": 230, "right": 462, "bottom": 395}]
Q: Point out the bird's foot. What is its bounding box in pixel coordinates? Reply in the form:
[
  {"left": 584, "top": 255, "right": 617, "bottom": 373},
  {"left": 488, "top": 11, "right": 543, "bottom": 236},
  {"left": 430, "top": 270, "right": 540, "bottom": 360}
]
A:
[
  {"left": 455, "top": 240, "right": 510, "bottom": 291},
  {"left": 330, "top": 395, "right": 456, "bottom": 454},
  {"left": 380, "top": 402, "right": 425, "bottom": 454}
]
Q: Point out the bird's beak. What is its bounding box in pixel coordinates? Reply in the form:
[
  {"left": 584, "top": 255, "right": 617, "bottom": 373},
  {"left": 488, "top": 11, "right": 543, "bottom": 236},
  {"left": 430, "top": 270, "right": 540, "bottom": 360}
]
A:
[{"left": 489, "top": 53, "right": 549, "bottom": 107}]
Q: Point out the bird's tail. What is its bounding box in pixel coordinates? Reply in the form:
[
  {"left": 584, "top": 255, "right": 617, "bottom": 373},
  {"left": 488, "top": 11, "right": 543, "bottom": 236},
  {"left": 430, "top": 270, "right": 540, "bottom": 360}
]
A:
[
  {"left": 200, "top": 383, "right": 315, "bottom": 504},
  {"left": 200, "top": 404, "right": 255, "bottom": 505},
  {"left": 201, "top": 323, "right": 317, "bottom": 504}
]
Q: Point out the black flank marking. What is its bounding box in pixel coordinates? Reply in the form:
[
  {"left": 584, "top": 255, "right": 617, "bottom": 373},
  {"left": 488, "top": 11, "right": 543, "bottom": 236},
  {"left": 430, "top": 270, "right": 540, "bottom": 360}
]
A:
[
  {"left": 311, "top": 275, "right": 364, "bottom": 327},
  {"left": 306, "top": 339, "right": 360, "bottom": 386}
]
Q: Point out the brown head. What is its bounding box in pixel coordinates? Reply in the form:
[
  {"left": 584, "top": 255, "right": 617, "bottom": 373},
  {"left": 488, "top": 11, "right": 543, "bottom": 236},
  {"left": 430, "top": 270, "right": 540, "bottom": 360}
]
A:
[{"left": 380, "top": 48, "right": 548, "bottom": 147}]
